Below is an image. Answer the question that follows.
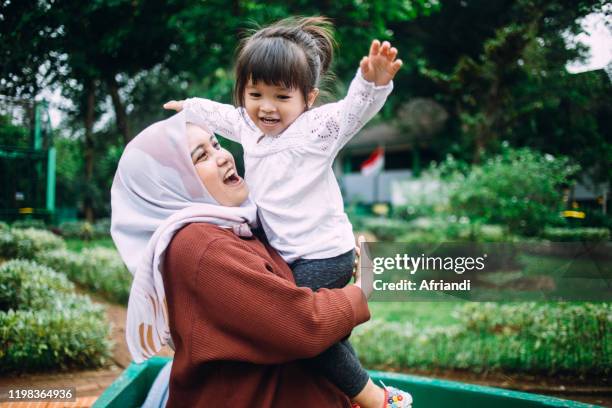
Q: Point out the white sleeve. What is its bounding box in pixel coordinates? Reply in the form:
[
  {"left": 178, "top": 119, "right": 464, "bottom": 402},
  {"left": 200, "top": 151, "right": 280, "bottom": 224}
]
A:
[
  {"left": 183, "top": 98, "right": 242, "bottom": 144},
  {"left": 306, "top": 69, "right": 393, "bottom": 157}
]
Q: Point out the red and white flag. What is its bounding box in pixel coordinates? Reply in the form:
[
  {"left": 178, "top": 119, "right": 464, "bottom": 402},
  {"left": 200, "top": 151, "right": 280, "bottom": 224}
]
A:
[{"left": 360, "top": 147, "right": 385, "bottom": 176}]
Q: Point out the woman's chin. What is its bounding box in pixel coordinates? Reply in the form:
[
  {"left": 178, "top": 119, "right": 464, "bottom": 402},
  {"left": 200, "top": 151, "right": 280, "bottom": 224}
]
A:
[{"left": 218, "top": 182, "right": 250, "bottom": 207}]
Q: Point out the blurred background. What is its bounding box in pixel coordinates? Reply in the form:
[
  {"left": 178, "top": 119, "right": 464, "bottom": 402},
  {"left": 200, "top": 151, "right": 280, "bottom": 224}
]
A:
[{"left": 0, "top": 1, "right": 610, "bottom": 405}]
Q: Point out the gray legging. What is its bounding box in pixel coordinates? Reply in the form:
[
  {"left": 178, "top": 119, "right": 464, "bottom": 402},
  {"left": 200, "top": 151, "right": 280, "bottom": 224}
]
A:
[{"left": 290, "top": 249, "right": 370, "bottom": 398}]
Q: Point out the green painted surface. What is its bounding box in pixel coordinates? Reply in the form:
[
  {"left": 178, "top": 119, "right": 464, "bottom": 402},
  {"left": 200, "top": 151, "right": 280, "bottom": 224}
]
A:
[
  {"left": 93, "top": 357, "right": 600, "bottom": 407},
  {"left": 46, "top": 146, "right": 56, "bottom": 212},
  {"left": 34, "top": 103, "right": 42, "bottom": 150},
  {"left": 92, "top": 357, "right": 169, "bottom": 408}
]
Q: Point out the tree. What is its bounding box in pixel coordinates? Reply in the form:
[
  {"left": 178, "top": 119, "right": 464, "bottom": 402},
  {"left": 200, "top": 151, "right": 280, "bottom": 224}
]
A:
[{"left": 411, "top": 0, "right": 608, "bottom": 167}]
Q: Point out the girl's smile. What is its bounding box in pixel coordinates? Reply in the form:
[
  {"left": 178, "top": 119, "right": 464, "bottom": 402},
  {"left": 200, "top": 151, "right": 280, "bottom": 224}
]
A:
[{"left": 244, "top": 80, "right": 318, "bottom": 136}]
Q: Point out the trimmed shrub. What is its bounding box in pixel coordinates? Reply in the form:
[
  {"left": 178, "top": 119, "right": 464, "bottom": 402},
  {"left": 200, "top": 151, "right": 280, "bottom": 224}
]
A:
[
  {"left": 58, "top": 221, "right": 95, "bottom": 240},
  {"left": 0, "top": 228, "right": 66, "bottom": 259},
  {"left": 396, "top": 216, "right": 511, "bottom": 243},
  {"left": 57, "top": 219, "right": 111, "bottom": 240},
  {"left": 11, "top": 219, "right": 46, "bottom": 230},
  {"left": 448, "top": 146, "right": 580, "bottom": 236},
  {"left": 93, "top": 218, "right": 111, "bottom": 237},
  {"left": 362, "top": 218, "right": 411, "bottom": 242},
  {"left": 0, "top": 260, "right": 74, "bottom": 311},
  {"left": 353, "top": 302, "right": 611, "bottom": 375},
  {"left": 37, "top": 247, "right": 131, "bottom": 304},
  {"left": 0, "top": 297, "right": 111, "bottom": 372},
  {"left": 540, "top": 227, "right": 610, "bottom": 242},
  {"left": 0, "top": 259, "right": 112, "bottom": 372}
]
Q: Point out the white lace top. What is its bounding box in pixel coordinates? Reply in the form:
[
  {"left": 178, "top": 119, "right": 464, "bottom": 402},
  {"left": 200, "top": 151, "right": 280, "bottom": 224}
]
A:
[{"left": 183, "top": 69, "right": 393, "bottom": 262}]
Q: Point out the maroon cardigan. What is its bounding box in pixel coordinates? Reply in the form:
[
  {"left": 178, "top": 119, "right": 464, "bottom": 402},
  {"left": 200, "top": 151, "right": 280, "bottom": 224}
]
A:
[{"left": 162, "top": 223, "right": 370, "bottom": 407}]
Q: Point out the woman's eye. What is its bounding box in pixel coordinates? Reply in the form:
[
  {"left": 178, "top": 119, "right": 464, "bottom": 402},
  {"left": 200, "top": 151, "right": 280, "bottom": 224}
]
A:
[{"left": 213, "top": 142, "right": 221, "bottom": 150}]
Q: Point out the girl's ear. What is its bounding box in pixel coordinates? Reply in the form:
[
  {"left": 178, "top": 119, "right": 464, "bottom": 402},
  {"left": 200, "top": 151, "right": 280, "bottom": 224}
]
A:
[{"left": 307, "top": 88, "right": 320, "bottom": 108}]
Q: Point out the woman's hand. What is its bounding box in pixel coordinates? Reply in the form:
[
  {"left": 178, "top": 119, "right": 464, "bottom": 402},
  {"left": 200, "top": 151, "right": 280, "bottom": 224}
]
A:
[
  {"left": 163, "top": 100, "right": 185, "bottom": 112},
  {"left": 360, "top": 40, "right": 402, "bottom": 86},
  {"left": 353, "top": 235, "right": 372, "bottom": 299}
]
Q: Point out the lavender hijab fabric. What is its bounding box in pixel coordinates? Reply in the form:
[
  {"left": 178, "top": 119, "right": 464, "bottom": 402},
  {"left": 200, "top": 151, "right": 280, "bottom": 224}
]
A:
[{"left": 111, "top": 111, "right": 257, "bottom": 363}]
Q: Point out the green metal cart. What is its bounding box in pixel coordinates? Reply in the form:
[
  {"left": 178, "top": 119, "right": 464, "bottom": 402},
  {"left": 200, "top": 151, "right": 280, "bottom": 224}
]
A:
[{"left": 93, "top": 357, "right": 599, "bottom": 408}]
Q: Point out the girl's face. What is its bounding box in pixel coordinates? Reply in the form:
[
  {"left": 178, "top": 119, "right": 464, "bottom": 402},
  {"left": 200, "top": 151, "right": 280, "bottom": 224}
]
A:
[
  {"left": 186, "top": 124, "right": 249, "bottom": 207},
  {"left": 244, "top": 80, "right": 318, "bottom": 136}
]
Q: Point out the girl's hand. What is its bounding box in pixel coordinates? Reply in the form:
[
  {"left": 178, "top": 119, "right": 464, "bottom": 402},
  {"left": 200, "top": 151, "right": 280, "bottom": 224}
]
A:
[
  {"left": 163, "top": 100, "right": 185, "bottom": 112},
  {"left": 360, "top": 40, "right": 403, "bottom": 86}
]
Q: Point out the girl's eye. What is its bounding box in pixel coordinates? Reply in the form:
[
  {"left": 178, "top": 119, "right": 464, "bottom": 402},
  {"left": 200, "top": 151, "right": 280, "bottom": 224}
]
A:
[
  {"left": 277, "top": 95, "right": 291, "bottom": 100},
  {"left": 248, "top": 92, "right": 261, "bottom": 98}
]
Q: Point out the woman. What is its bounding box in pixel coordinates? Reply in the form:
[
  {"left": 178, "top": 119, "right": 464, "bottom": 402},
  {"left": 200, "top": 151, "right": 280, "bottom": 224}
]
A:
[{"left": 111, "top": 112, "right": 372, "bottom": 407}]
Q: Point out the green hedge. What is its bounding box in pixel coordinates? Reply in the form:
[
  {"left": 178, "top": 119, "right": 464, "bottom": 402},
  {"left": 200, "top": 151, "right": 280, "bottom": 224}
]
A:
[
  {"left": 361, "top": 218, "right": 411, "bottom": 242},
  {"left": 0, "top": 259, "right": 74, "bottom": 311},
  {"left": 353, "top": 302, "right": 611, "bottom": 375},
  {"left": 37, "top": 247, "right": 131, "bottom": 304},
  {"left": 372, "top": 215, "right": 511, "bottom": 243},
  {"left": 0, "top": 260, "right": 112, "bottom": 372},
  {"left": 540, "top": 227, "right": 610, "bottom": 242},
  {"left": 11, "top": 219, "right": 47, "bottom": 230},
  {"left": 0, "top": 228, "right": 66, "bottom": 259},
  {"left": 57, "top": 219, "right": 111, "bottom": 240}
]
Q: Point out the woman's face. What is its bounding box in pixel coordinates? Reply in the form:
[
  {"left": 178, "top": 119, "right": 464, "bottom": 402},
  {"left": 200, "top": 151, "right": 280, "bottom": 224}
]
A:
[{"left": 186, "top": 123, "right": 249, "bottom": 206}]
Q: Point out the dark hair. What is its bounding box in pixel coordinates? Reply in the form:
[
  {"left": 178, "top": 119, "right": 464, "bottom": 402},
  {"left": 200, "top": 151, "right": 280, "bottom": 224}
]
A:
[{"left": 234, "top": 16, "right": 335, "bottom": 108}]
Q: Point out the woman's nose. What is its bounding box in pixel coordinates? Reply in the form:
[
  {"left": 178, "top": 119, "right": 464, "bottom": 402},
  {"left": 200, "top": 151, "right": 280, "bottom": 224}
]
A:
[{"left": 216, "top": 154, "right": 228, "bottom": 167}]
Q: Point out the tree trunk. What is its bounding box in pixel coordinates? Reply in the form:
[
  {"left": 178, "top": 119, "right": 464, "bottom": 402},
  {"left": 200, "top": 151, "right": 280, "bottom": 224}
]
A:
[
  {"left": 107, "top": 76, "right": 130, "bottom": 144},
  {"left": 84, "top": 79, "right": 96, "bottom": 223}
]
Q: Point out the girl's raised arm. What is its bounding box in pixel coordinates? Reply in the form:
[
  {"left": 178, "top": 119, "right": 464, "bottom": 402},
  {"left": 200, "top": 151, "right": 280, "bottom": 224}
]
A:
[
  {"left": 163, "top": 98, "right": 243, "bottom": 144},
  {"left": 307, "top": 40, "right": 401, "bottom": 158}
]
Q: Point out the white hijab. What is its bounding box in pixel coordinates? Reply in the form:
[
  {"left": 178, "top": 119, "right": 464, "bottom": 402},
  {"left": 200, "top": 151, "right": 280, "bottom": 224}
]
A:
[{"left": 111, "top": 111, "right": 257, "bottom": 363}]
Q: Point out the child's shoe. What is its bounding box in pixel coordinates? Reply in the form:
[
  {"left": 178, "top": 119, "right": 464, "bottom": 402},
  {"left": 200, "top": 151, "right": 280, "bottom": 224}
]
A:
[{"left": 382, "top": 384, "right": 412, "bottom": 408}]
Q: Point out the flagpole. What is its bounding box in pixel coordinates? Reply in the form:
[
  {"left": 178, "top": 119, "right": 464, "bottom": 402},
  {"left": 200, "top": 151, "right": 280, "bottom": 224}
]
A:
[{"left": 374, "top": 170, "right": 379, "bottom": 203}]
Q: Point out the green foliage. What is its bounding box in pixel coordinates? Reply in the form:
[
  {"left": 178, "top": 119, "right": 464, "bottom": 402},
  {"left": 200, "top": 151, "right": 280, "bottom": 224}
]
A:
[
  {"left": 0, "top": 298, "right": 111, "bottom": 373},
  {"left": 11, "top": 219, "right": 47, "bottom": 230},
  {"left": 0, "top": 259, "right": 112, "bottom": 372},
  {"left": 361, "top": 218, "right": 412, "bottom": 242},
  {"left": 36, "top": 247, "right": 131, "bottom": 304},
  {"left": 448, "top": 146, "right": 580, "bottom": 236},
  {"left": 57, "top": 218, "right": 111, "bottom": 240},
  {"left": 0, "top": 260, "right": 74, "bottom": 312},
  {"left": 414, "top": 0, "right": 609, "bottom": 177},
  {"left": 0, "top": 228, "right": 66, "bottom": 259},
  {"left": 0, "top": 114, "right": 29, "bottom": 148},
  {"left": 540, "top": 227, "right": 610, "bottom": 242},
  {"left": 353, "top": 302, "right": 611, "bottom": 375},
  {"left": 396, "top": 216, "right": 509, "bottom": 243}
]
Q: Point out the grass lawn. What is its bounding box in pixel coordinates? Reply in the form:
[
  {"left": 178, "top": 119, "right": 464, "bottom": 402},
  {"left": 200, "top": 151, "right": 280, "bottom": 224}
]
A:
[
  {"left": 368, "top": 301, "right": 460, "bottom": 328},
  {"left": 65, "top": 237, "right": 116, "bottom": 252}
]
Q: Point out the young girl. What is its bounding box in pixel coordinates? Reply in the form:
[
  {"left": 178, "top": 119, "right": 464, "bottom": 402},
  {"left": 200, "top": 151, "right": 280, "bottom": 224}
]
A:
[{"left": 164, "top": 16, "right": 410, "bottom": 408}]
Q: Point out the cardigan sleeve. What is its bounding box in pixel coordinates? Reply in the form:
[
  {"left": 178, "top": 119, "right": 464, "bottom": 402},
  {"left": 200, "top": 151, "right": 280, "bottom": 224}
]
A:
[
  {"left": 184, "top": 237, "right": 370, "bottom": 365},
  {"left": 304, "top": 69, "right": 393, "bottom": 158},
  {"left": 182, "top": 97, "right": 243, "bottom": 143}
]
